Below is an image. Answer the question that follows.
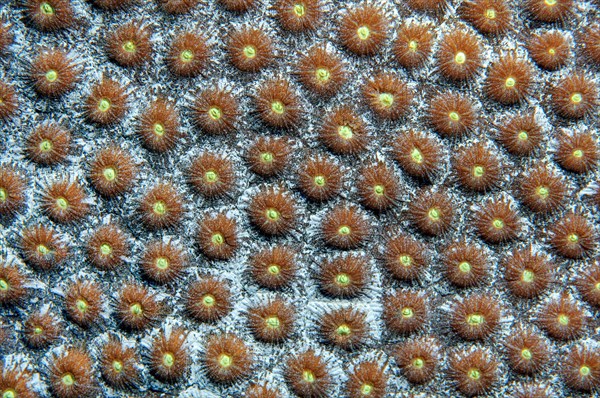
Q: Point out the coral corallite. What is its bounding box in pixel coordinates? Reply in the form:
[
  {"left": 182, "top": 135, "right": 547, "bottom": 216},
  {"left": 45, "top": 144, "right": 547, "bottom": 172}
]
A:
[{"left": 2, "top": 1, "right": 600, "bottom": 396}]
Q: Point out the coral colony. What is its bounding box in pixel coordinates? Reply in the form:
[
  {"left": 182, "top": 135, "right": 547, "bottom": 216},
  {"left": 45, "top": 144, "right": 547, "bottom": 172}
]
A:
[{"left": 1, "top": 0, "right": 600, "bottom": 397}]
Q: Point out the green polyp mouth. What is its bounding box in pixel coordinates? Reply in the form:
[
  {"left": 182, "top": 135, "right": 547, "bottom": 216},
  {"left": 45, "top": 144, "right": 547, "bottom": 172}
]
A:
[
  {"left": 34, "top": 326, "right": 43, "bottom": 335},
  {"left": 153, "top": 200, "right": 166, "bottom": 215},
  {"left": 218, "top": 354, "right": 232, "bottom": 369},
  {"left": 61, "top": 373, "right": 75, "bottom": 386},
  {"left": 411, "top": 148, "right": 423, "bottom": 164},
  {"left": 0, "top": 188, "right": 6, "bottom": 202},
  {"left": 293, "top": 3, "right": 306, "bottom": 17},
  {"left": 558, "top": 314, "right": 569, "bottom": 326},
  {"left": 98, "top": 98, "right": 111, "bottom": 113},
  {"left": 211, "top": 233, "right": 224, "bottom": 245},
  {"left": 459, "top": 261, "right": 471, "bottom": 273},
  {"left": 112, "top": 360, "right": 123, "bottom": 373},
  {"left": 573, "top": 149, "right": 584, "bottom": 158},
  {"left": 428, "top": 208, "right": 440, "bottom": 221},
  {"left": 468, "top": 368, "right": 481, "bottom": 380},
  {"left": 505, "top": 77, "right": 516, "bottom": 88},
  {"left": 40, "top": 2, "right": 54, "bottom": 15},
  {"left": 130, "top": 303, "right": 142, "bottom": 316},
  {"left": 545, "top": 0, "right": 557, "bottom": 5},
  {"left": 492, "top": 218, "right": 504, "bottom": 229},
  {"left": 401, "top": 307, "right": 414, "bottom": 318},
  {"left": 180, "top": 49, "right": 194, "bottom": 63},
  {"left": 473, "top": 165, "right": 485, "bottom": 178},
  {"left": 314, "top": 175, "right": 326, "bottom": 187},
  {"left": 518, "top": 131, "right": 528, "bottom": 141},
  {"left": 100, "top": 243, "right": 112, "bottom": 256},
  {"left": 568, "top": 233, "right": 579, "bottom": 243},
  {"left": 315, "top": 68, "right": 330, "bottom": 83},
  {"left": 335, "top": 273, "right": 350, "bottom": 286},
  {"left": 449, "top": 111, "right": 460, "bottom": 122},
  {"left": 37, "top": 244, "right": 50, "bottom": 255},
  {"left": 56, "top": 197, "right": 68, "bottom": 210},
  {"left": 360, "top": 383, "right": 373, "bottom": 395},
  {"left": 412, "top": 357, "right": 425, "bottom": 368},
  {"left": 357, "top": 26, "right": 370, "bottom": 41},
  {"left": 595, "top": 282, "right": 600, "bottom": 291},
  {"left": 0, "top": 279, "right": 8, "bottom": 291},
  {"left": 76, "top": 299, "right": 88, "bottom": 313},
  {"left": 204, "top": 170, "right": 218, "bottom": 183},
  {"left": 153, "top": 123, "right": 165, "bottom": 136},
  {"left": 260, "top": 152, "right": 273, "bottom": 164},
  {"left": 521, "top": 348, "right": 532, "bottom": 360},
  {"left": 40, "top": 138, "right": 53, "bottom": 152},
  {"left": 208, "top": 107, "right": 222, "bottom": 121},
  {"left": 163, "top": 352, "right": 174, "bottom": 368},
  {"left": 486, "top": 8, "right": 497, "bottom": 19},
  {"left": 399, "top": 254, "right": 412, "bottom": 267},
  {"left": 580, "top": 365, "right": 591, "bottom": 377},
  {"left": 338, "top": 125, "right": 353, "bottom": 140},
  {"left": 155, "top": 257, "right": 169, "bottom": 270},
  {"left": 408, "top": 40, "right": 418, "bottom": 52},
  {"left": 122, "top": 41, "right": 136, "bottom": 53},
  {"left": 265, "top": 316, "right": 280, "bottom": 329},
  {"left": 536, "top": 186, "right": 549, "bottom": 199},
  {"left": 548, "top": 48, "right": 556, "bottom": 55},
  {"left": 374, "top": 184, "right": 385, "bottom": 196},
  {"left": 271, "top": 101, "right": 285, "bottom": 115},
  {"left": 202, "top": 294, "right": 215, "bottom": 307},
  {"left": 571, "top": 93, "right": 582, "bottom": 104},
  {"left": 337, "top": 324, "right": 351, "bottom": 336},
  {"left": 522, "top": 269, "right": 535, "bottom": 283},
  {"left": 3, "top": 389, "right": 16, "bottom": 398},
  {"left": 60, "top": 373, "right": 75, "bottom": 387},
  {"left": 243, "top": 45, "right": 256, "bottom": 59},
  {"left": 467, "top": 313, "right": 484, "bottom": 325},
  {"left": 268, "top": 264, "right": 280, "bottom": 275},
  {"left": 302, "top": 370, "right": 315, "bottom": 383},
  {"left": 454, "top": 51, "right": 466, "bottom": 65},
  {"left": 103, "top": 167, "right": 116, "bottom": 181},
  {"left": 266, "top": 208, "right": 280, "bottom": 221},
  {"left": 45, "top": 69, "right": 58, "bottom": 83},
  {"left": 379, "top": 92, "right": 394, "bottom": 108},
  {"left": 338, "top": 225, "right": 351, "bottom": 236}
]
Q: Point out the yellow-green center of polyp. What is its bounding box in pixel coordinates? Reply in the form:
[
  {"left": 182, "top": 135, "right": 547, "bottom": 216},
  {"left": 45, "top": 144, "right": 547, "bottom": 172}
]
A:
[
  {"left": 293, "top": 3, "right": 306, "bottom": 17},
  {"left": 163, "top": 352, "right": 174, "bottom": 368},
  {"left": 153, "top": 200, "right": 166, "bottom": 215},
  {"left": 122, "top": 41, "right": 136, "bottom": 53},
  {"left": 271, "top": 101, "right": 285, "bottom": 115},
  {"left": 338, "top": 225, "right": 351, "bottom": 236},
  {"left": 180, "top": 50, "right": 193, "bottom": 63},
  {"left": 265, "top": 316, "right": 280, "bottom": 329},
  {"left": 40, "top": 139, "right": 53, "bottom": 153},
  {"left": 336, "top": 273, "right": 350, "bottom": 286},
  {"left": 338, "top": 125, "right": 353, "bottom": 140},
  {"left": 202, "top": 294, "right": 215, "bottom": 307},
  {"left": 45, "top": 70, "right": 58, "bottom": 83},
  {"left": 112, "top": 360, "right": 123, "bottom": 373},
  {"left": 61, "top": 373, "right": 74, "bottom": 387},
  {"left": 336, "top": 324, "right": 351, "bottom": 336},
  {"left": 357, "top": 26, "right": 370, "bottom": 41},
  {"left": 40, "top": 2, "right": 54, "bottom": 15},
  {"left": 218, "top": 354, "right": 232, "bottom": 369},
  {"left": 211, "top": 233, "right": 224, "bottom": 245},
  {"left": 156, "top": 257, "right": 169, "bottom": 270},
  {"left": 315, "top": 68, "right": 330, "bottom": 83},
  {"left": 103, "top": 167, "right": 116, "bottom": 181}
]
